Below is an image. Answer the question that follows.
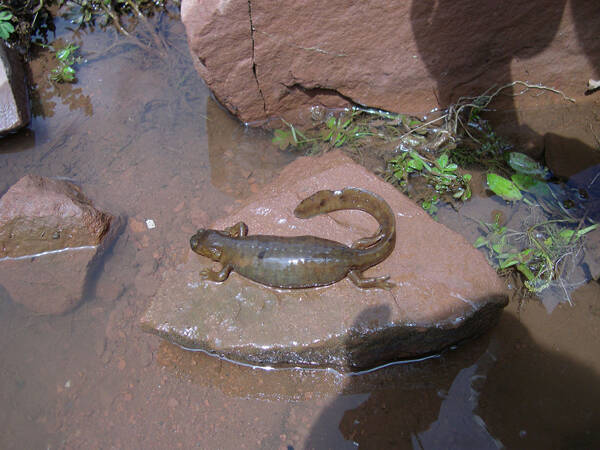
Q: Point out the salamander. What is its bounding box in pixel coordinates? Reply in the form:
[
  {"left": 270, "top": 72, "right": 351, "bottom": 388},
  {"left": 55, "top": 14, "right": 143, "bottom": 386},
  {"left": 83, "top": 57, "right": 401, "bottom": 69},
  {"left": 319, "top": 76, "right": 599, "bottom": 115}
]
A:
[{"left": 189, "top": 187, "right": 396, "bottom": 289}]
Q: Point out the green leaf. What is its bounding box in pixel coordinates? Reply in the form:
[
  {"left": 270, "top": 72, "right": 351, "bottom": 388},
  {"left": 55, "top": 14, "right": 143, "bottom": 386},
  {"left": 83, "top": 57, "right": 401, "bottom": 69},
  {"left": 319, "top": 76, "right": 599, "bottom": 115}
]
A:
[
  {"left": 516, "top": 263, "right": 535, "bottom": 281},
  {"left": 407, "top": 157, "right": 424, "bottom": 171},
  {"left": 558, "top": 224, "right": 599, "bottom": 243},
  {"left": 0, "top": 21, "right": 14, "bottom": 40},
  {"left": 577, "top": 224, "right": 598, "bottom": 237},
  {"left": 487, "top": 173, "right": 523, "bottom": 202},
  {"left": 437, "top": 153, "right": 449, "bottom": 168},
  {"left": 508, "top": 152, "right": 549, "bottom": 177},
  {"left": 393, "top": 170, "right": 405, "bottom": 180},
  {"left": 491, "top": 242, "right": 505, "bottom": 254},
  {"left": 272, "top": 129, "right": 295, "bottom": 150},
  {"left": 461, "top": 187, "right": 472, "bottom": 201},
  {"left": 499, "top": 258, "right": 519, "bottom": 269},
  {"left": 57, "top": 49, "right": 71, "bottom": 61},
  {"left": 409, "top": 151, "right": 430, "bottom": 172},
  {"left": 511, "top": 173, "right": 537, "bottom": 191},
  {"left": 558, "top": 229, "right": 575, "bottom": 242},
  {"left": 511, "top": 173, "right": 552, "bottom": 198},
  {"left": 474, "top": 236, "right": 488, "bottom": 248},
  {"left": 0, "top": 11, "right": 13, "bottom": 21}
]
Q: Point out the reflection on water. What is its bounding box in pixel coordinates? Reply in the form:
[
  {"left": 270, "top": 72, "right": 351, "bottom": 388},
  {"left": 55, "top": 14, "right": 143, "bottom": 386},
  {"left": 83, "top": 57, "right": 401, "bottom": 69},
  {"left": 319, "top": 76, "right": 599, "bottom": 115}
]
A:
[
  {"left": 206, "top": 97, "right": 296, "bottom": 199},
  {"left": 0, "top": 10, "right": 599, "bottom": 450}
]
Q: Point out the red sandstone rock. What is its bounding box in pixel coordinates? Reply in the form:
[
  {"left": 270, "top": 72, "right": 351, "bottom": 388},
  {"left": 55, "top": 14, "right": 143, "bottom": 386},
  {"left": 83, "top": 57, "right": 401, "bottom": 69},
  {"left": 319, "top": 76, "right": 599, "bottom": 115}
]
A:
[
  {"left": 182, "top": 0, "right": 599, "bottom": 127},
  {"left": 0, "top": 42, "right": 30, "bottom": 134},
  {"left": 0, "top": 175, "right": 120, "bottom": 314},
  {"left": 0, "top": 174, "right": 112, "bottom": 258},
  {"left": 141, "top": 152, "right": 508, "bottom": 370}
]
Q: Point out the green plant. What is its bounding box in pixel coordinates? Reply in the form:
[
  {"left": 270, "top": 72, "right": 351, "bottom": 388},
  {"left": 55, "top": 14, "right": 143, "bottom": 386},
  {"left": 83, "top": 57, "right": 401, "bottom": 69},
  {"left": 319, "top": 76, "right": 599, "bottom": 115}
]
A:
[
  {"left": 0, "top": 1, "right": 60, "bottom": 54},
  {"left": 322, "top": 115, "right": 360, "bottom": 147},
  {"left": 0, "top": 9, "right": 15, "bottom": 40},
  {"left": 485, "top": 152, "right": 563, "bottom": 208},
  {"left": 475, "top": 214, "right": 597, "bottom": 294},
  {"left": 477, "top": 150, "right": 598, "bottom": 297},
  {"left": 486, "top": 173, "right": 523, "bottom": 202},
  {"left": 62, "top": 0, "right": 178, "bottom": 31},
  {"left": 272, "top": 110, "right": 376, "bottom": 151},
  {"left": 474, "top": 213, "right": 532, "bottom": 280},
  {"left": 271, "top": 119, "right": 312, "bottom": 150},
  {"left": 387, "top": 151, "right": 472, "bottom": 202},
  {"left": 449, "top": 126, "right": 510, "bottom": 173},
  {"left": 49, "top": 43, "right": 81, "bottom": 83},
  {"left": 0, "top": 1, "right": 180, "bottom": 60},
  {"left": 422, "top": 195, "right": 440, "bottom": 216}
]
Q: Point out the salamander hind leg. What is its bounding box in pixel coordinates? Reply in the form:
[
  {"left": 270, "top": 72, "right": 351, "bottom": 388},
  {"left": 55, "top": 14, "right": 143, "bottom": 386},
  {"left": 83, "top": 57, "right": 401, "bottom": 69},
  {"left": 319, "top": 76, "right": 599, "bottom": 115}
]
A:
[
  {"left": 200, "top": 264, "right": 233, "bottom": 282},
  {"left": 224, "top": 222, "right": 248, "bottom": 237},
  {"left": 348, "top": 270, "right": 395, "bottom": 290}
]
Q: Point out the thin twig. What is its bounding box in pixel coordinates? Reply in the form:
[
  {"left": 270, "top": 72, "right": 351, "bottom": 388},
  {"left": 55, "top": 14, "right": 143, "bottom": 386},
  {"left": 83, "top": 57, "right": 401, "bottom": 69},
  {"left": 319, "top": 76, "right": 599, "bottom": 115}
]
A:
[
  {"left": 446, "top": 81, "right": 576, "bottom": 136},
  {"left": 396, "top": 115, "right": 447, "bottom": 141}
]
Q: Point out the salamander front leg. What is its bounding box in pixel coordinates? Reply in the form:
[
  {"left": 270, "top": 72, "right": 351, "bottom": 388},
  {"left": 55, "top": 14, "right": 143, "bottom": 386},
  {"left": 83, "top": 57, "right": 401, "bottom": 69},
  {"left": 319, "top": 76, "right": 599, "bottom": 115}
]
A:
[
  {"left": 200, "top": 264, "right": 233, "bottom": 282},
  {"left": 224, "top": 222, "right": 248, "bottom": 237},
  {"left": 348, "top": 270, "right": 395, "bottom": 290}
]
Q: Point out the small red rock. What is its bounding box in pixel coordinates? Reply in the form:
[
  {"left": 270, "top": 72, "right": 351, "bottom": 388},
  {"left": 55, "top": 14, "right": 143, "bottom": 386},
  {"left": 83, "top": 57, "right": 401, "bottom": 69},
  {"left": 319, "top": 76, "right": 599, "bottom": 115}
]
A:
[{"left": 0, "top": 175, "right": 120, "bottom": 315}]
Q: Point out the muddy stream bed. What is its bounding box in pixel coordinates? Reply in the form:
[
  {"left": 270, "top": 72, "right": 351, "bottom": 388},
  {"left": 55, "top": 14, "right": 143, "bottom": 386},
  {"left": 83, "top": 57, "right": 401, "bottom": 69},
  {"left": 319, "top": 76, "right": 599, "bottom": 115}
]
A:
[{"left": 1, "top": 15, "right": 599, "bottom": 450}]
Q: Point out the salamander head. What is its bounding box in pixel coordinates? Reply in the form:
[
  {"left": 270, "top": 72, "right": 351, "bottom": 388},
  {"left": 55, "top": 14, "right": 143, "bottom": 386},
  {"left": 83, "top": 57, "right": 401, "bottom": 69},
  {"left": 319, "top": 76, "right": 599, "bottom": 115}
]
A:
[{"left": 190, "top": 229, "right": 223, "bottom": 261}]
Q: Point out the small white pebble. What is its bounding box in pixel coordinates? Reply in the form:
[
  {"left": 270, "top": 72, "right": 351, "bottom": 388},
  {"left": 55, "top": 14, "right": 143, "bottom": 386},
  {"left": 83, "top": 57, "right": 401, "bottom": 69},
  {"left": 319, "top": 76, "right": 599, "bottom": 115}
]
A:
[
  {"left": 64, "top": 380, "right": 72, "bottom": 388},
  {"left": 145, "top": 219, "right": 156, "bottom": 229}
]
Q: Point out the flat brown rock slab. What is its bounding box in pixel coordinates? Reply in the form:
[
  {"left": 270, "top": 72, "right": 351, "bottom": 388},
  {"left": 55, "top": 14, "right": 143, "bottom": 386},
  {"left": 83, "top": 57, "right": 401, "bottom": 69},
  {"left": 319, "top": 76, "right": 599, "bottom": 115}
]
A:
[
  {"left": 0, "top": 175, "right": 120, "bottom": 314},
  {"left": 141, "top": 151, "right": 507, "bottom": 370}
]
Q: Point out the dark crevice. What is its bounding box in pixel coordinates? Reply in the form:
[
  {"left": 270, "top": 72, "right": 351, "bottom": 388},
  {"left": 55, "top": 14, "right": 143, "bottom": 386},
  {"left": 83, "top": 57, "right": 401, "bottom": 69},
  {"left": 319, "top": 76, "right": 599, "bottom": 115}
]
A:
[
  {"left": 247, "top": 0, "right": 266, "bottom": 113},
  {"left": 282, "top": 82, "right": 364, "bottom": 108}
]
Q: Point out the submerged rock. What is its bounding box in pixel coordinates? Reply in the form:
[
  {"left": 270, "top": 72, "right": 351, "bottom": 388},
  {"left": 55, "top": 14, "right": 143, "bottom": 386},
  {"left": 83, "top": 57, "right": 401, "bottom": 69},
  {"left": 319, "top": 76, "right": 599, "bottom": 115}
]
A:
[
  {"left": 0, "top": 42, "right": 30, "bottom": 134},
  {"left": 0, "top": 175, "right": 120, "bottom": 314},
  {"left": 141, "top": 152, "right": 508, "bottom": 370}
]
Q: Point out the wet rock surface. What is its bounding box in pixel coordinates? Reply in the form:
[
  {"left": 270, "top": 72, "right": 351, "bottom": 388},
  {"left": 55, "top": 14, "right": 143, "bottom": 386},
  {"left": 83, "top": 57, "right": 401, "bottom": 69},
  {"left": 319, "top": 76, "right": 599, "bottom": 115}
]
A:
[
  {"left": 0, "top": 175, "right": 120, "bottom": 314},
  {"left": 0, "top": 174, "right": 113, "bottom": 258},
  {"left": 142, "top": 152, "right": 508, "bottom": 370},
  {"left": 0, "top": 42, "right": 30, "bottom": 134},
  {"left": 182, "top": 0, "right": 599, "bottom": 125}
]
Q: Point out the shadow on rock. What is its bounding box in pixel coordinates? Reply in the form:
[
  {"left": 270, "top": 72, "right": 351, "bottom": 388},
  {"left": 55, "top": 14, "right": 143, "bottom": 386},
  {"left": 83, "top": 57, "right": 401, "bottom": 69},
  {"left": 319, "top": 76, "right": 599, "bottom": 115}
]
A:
[
  {"left": 571, "top": 0, "right": 600, "bottom": 73},
  {"left": 304, "top": 306, "right": 600, "bottom": 449},
  {"left": 154, "top": 305, "right": 486, "bottom": 404},
  {"left": 410, "top": 0, "right": 565, "bottom": 109},
  {"left": 409, "top": 0, "right": 600, "bottom": 152}
]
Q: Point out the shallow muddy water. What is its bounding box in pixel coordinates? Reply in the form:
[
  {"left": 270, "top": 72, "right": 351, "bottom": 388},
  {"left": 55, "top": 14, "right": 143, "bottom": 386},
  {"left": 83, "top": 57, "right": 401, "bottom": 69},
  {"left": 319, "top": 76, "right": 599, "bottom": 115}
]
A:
[{"left": 1, "top": 14, "right": 599, "bottom": 450}]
